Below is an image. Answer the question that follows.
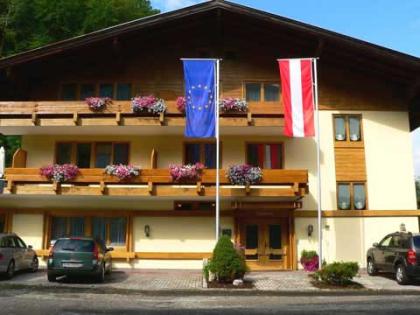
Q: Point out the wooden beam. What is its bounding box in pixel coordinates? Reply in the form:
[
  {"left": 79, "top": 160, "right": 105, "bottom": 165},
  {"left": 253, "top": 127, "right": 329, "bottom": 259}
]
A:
[
  {"left": 11, "top": 148, "right": 27, "bottom": 168},
  {"left": 294, "top": 210, "right": 420, "bottom": 217}
]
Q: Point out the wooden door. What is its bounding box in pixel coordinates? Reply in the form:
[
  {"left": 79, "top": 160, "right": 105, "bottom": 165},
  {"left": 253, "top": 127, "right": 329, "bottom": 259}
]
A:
[{"left": 239, "top": 218, "right": 289, "bottom": 270}]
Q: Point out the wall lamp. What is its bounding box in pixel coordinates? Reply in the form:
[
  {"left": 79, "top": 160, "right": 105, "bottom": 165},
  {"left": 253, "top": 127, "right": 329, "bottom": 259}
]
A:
[
  {"left": 144, "top": 225, "right": 151, "bottom": 238},
  {"left": 307, "top": 224, "right": 314, "bottom": 237}
]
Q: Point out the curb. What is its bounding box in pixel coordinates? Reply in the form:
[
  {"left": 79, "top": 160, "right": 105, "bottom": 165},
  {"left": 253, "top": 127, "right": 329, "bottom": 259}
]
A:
[{"left": 2, "top": 282, "right": 420, "bottom": 297}]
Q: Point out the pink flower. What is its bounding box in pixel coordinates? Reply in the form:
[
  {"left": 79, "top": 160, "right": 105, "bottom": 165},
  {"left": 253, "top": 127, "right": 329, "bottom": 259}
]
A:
[{"left": 176, "top": 96, "right": 186, "bottom": 113}]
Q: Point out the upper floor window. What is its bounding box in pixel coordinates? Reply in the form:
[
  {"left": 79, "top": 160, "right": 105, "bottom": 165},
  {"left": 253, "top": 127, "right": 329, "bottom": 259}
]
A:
[
  {"left": 55, "top": 142, "right": 129, "bottom": 168},
  {"left": 244, "top": 82, "right": 280, "bottom": 102},
  {"left": 334, "top": 115, "right": 362, "bottom": 142},
  {"left": 184, "top": 142, "right": 217, "bottom": 168},
  {"left": 61, "top": 84, "right": 77, "bottom": 100},
  {"left": 246, "top": 143, "right": 283, "bottom": 169},
  {"left": 337, "top": 182, "right": 366, "bottom": 210},
  {"left": 60, "top": 82, "right": 133, "bottom": 100},
  {"left": 174, "top": 201, "right": 216, "bottom": 211}
]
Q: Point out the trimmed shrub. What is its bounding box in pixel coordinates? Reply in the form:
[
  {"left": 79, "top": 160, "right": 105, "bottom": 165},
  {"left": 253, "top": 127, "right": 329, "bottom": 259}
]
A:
[
  {"left": 207, "top": 235, "right": 247, "bottom": 283},
  {"left": 315, "top": 262, "right": 359, "bottom": 285}
]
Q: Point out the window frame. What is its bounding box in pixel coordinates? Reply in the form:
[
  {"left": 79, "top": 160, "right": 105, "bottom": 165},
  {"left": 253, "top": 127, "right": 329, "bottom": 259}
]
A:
[
  {"left": 245, "top": 141, "right": 284, "bottom": 169},
  {"left": 174, "top": 201, "right": 216, "bottom": 211},
  {"left": 55, "top": 141, "right": 130, "bottom": 167},
  {"left": 59, "top": 82, "right": 134, "bottom": 100},
  {"left": 242, "top": 81, "right": 281, "bottom": 103},
  {"left": 183, "top": 140, "right": 221, "bottom": 168},
  {"left": 0, "top": 213, "right": 6, "bottom": 233},
  {"left": 333, "top": 114, "right": 364, "bottom": 147},
  {"left": 336, "top": 182, "right": 368, "bottom": 210}
]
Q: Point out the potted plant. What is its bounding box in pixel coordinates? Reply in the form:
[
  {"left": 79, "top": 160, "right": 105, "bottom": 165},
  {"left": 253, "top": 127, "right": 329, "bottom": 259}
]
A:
[
  {"left": 105, "top": 164, "right": 140, "bottom": 181},
  {"left": 131, "top": 95, "right": 166, "bottom": 115},
  {"left": 300, "top": 250, "right": 319, "bottom": 272},
  {"left": 176, "top": 96, "right": 185, "bottom": 113},
  {"left": 219, "top": 98, "right": 248, "bottom": 113},
  {"left": 40, "top": 164, "right": 79, "bottom": 183},
  {"left": 85, "top": 97, "right": 111, "bottom": 111},
  {"left": 169, "top": 162, "right": 204, "bottom": 182},
  {"left": 227, "top": 164, "right": 262, "bottom": 185}
]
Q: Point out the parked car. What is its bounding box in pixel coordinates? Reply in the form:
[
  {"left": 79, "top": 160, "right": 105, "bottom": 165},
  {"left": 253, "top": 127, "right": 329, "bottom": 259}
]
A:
[
  {"left": 366, "top": 232, "right": 420, "bottom": 285},
  {"left": 0, "top": 233, "right": 39, "bottom": 279},
  {"left": 47, "top": 237, "right": 113, "bottom": 283}
]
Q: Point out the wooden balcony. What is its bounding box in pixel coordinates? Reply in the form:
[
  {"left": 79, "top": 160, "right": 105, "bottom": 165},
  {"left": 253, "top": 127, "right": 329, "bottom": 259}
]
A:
[
  {"left": 4, "top": 168, "right": 308, "bottom": 198},
  {"left": 0, "top": 100, "right": 283, "bottom": 129}
]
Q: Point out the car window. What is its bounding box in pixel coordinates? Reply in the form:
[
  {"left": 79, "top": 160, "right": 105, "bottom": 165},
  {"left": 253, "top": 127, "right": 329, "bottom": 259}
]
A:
[
  {"left": 390, "top": 236, "right": 401, "bottom": 248},
  {"left": 0, "top": 237, "right": 15, "bottom": 248},
  {"left": 14, "top": 237, "right": 27, "bottom": 249},
  {"left": 379, "top": 235, "right": 392, "bottom": 247},
  {"left": 54, "top": 239, "right": 94, "bottom": 252}
]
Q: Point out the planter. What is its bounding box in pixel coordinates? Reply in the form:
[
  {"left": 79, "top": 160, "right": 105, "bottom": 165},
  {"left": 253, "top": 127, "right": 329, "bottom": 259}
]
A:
[
  {"left": 300, "top": 256, "right": 319, "bottom": 272},
  {"left": 104, "top": 164, "right": 140, "bottom": 181},
  {"left": 169, "top": 163, "right": 204, "bottom": 183},
  {"left": 227, "top": 164, "right": 262, "bottom": 185},
  {"left": 132, "top": 96, "right": 166, "bottom": 115},
  {"left": 85, "top": 97, "right": 111, "bottom": 111}
]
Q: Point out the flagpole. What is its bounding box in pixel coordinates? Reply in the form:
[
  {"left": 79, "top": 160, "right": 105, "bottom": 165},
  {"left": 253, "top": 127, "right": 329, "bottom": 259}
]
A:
[
  {"left": 313, "top": 58, "right": 323, "bottom": 268},
  {"left": 215, "top": 59, "right": 220, "bottom": 240}
]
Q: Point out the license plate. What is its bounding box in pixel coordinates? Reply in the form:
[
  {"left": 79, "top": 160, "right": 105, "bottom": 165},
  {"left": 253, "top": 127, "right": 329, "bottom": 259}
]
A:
[{"left": 62, "top": 262, "right": 83, "bottom": 268}]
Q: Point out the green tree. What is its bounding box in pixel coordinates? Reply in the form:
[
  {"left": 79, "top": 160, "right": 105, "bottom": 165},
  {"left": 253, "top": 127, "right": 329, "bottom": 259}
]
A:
[{"left": 0, "top": 0, "right": 159, "bottom": 57}]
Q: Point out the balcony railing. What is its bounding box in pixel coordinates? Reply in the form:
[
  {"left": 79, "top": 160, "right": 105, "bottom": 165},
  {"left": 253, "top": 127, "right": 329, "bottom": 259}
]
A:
[
  {"left": 4, "top": 168, "right": 308, "bottom": 198},
  {"left": 0, "top": 100, "right": 283, "bottom": 128}
]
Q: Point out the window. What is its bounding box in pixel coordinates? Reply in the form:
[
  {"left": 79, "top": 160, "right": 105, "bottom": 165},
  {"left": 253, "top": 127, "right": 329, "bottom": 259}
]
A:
[
  {"left": 51, "top": 217, "right": 85, "bottom": 240},
  {"left": 0, "top": 214, "right": 5, "bottom": 233},
  {"left": 14, "top": 237, "right": 27, "bottom": 249},
  {"left": 0, "top": 237, "right": 14, "bottom": 248},
  {"left": 55, "top": 142, "right": 129, "bottom": 168},
  {"left": 174, "top": 201, "right": 216, "bottom": 211},
  {"left": 80, "top": 84, "right": 95, "bottom": 100},
  {"left": 61, "top": 84, "right": 77, "bottom": 100},
  {"left": 184, "top": 142, "right": 217, "bottom": 168},
  {"left": 244, "top": 82, "right": 280, "bottom": 102},
  {"left": 337, "top": 182, "right": 367, "bottom": 210},
  {"left": 116, "top": 83, "right": 132, "bottom": 100},
  {"left": 246, "top": 143, "right": 283, "bottom": 169},
  {"left": 92, "top": 217, "right": 126, "bottom": 246},
  {"left": 334, "top": 115, "right": 362, "bottom": 142},
  {"left": 99, "top": 83, "right": 114, "bottom": 98},
  {"left": 379, "top": 235, "right": 392, "bottom": 247}
]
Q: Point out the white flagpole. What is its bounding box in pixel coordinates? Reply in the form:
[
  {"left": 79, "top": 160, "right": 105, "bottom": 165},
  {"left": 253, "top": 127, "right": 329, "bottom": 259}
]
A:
[
  {"left": 313, "top": 58, "right": 323, "bottom": 268},
  {"left": 215, "top": 59, "right": 220, "bottom": 240}
]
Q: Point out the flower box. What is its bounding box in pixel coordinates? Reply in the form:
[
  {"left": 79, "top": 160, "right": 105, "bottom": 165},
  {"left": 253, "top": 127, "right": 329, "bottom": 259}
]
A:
[
  {"left": 227, "top": 164, "right": 262, "bottom": 185},
  {"left": 131, "top": 95, "right": 166, "bottom": 115},
  {"left": 85, "top": 97, "right": 111, "bottom": 111},
  {"left": 169, "top": 163, "right": 204, "bottom": 182},
  {"left": 219, "top": 98, "right": 248, "bottom": 113},
  {"left": 40, "top": 164, "right": 79, "bottom": 183},
  {"left": 300, "top": 250, "right": 319, "bottom": 272},
  {"left": 176, "top": 96, "right": 185, "bottom": 113},
  {"left": 105, "top": 164, "right": 140, "bottom": 180}
]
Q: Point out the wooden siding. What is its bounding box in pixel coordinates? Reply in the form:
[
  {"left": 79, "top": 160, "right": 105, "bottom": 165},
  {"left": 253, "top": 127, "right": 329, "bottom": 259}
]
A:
[{"left": 334, "top": 147, "right": 366, "bottom": 181}]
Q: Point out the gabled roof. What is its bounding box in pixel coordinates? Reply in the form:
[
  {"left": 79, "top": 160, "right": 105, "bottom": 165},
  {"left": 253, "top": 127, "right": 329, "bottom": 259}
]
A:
[{"left": 0, "top": 0, "right": 419, "bottom": 70}]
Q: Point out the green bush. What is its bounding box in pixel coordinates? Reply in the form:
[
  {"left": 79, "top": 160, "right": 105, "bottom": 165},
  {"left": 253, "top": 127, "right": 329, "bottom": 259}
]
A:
[
  {"left": 207, "top": 235, "right": 247, "bottom": 283},
  {"left": 300, "top": 250, "right": 318, "bottom": 260},
  {"left": 315, "top": 262, "right": 359, "bottom": 285}
]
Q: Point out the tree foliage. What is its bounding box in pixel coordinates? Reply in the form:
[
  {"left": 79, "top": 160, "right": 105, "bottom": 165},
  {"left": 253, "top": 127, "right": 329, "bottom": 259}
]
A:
[{"left": 0, "top": 0, "right": 159, "bottom": 57}]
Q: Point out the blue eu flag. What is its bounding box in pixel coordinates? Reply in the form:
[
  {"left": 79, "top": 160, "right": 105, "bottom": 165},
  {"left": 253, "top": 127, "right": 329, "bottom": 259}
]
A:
[{"left": 183, "top": 60, "right": 216, "bottom": 138}]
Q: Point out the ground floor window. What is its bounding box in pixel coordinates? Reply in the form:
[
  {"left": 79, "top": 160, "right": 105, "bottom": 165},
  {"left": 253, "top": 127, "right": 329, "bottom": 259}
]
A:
[
  {"left": 49, "top": 216, "right": 127, "bottom": 247},
  {"left": 0, "top": 214, "right": 5, "bottom": 233},
  {"left": 337, "top": 182, "right": 367, "bottom": 210}
]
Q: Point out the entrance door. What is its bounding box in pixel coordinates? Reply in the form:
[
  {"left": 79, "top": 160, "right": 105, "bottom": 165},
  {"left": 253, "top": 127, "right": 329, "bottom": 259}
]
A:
[{"left": 239, "top": 218, "right": 289, "bottom": 270}]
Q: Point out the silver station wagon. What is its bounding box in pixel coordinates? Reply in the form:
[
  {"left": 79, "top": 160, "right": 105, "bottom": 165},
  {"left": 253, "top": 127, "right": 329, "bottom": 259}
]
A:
[{"left": 0, "top": 233, "right": 39, "bottom": 279}]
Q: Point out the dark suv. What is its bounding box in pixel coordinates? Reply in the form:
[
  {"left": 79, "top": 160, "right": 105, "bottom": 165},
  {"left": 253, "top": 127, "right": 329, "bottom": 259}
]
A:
[{"left": 366, "top": 232, "right": 420, "bottom": 285}]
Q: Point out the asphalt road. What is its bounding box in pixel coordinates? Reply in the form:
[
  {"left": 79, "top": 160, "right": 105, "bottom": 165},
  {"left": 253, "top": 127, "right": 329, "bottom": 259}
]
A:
[{"left": 2, "top": 289, "right": 420, "bottom": 315}]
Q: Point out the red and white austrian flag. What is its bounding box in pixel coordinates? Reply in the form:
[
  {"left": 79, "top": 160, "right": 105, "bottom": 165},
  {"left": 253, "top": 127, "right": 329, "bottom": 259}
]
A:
[{"left": 278, "top": 59, "right": 315, "bottom": 137}]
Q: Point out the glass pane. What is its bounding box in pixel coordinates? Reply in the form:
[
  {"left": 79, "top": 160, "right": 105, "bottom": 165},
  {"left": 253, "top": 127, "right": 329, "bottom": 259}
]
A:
[
  {"left": 269, "top": 225, "right": 281, "bottom": 249},
  {"left": 245, "top": 225, "right": 258, "bottom": 260},
  {"left": 80, "top": 84, "right": 95, "bottom": 100},
  {"left": 353, "top": 184, "right": 366, "bottom": 210},
  {"left": 51, "top": 217, "right": 67, "bottom": 240},
  {"left": 0, "top": 215, "right": 4, "bottom": 233},
  {"left": 116, "top": 83, "right": 132, "bottom": 100},
  {"left": 264, "top": 83, "right": 280, "bottom": 102},
  {"left": 337, "top": 184, "right": 351, "bottom": 210},
  {"left": 69, "top": 217, "right": 84, "bottom": 237},
  {"left": 247, "top": 144, "right": 259, "bottom": 167},
  {"left": 56, "top": 143, "right": 73, "bottom": 164},
  {"left": 270, "top": 144, "right": 282, "bottom": 169},
  {"left": 334, "top": 117, "right": 346, "bottom": 141},
  {"left": 76, "top": 143, "right": 91, "bottom": 168},
  {"left": 349, "top": 117, "right": 361, "bottom": 141},
  {"left": 109, "top": 217, "right": 126, "bottom": 246},
  {"left": 95, "top": 143, "right": 112, "bottom": 168},
  {"left": 245, "top": 83, "right": 261, "bottom": 102},
  {"left": 54, "top": 239, "right": 94, "bottom": 252},
  {"left": 92, "top": 218, "right": 107, "bottom": 242},
  {"left": 113, "top": 143, "right": 129, "bottom": 165},
  {"left": 99, "top": 83, "right": 114, "bottom": 98},
  {"left": 204, "top": 143, "right": 216, "bottom": 168},
  {"left": 61, "top": 84, "right": 77, "bottom": 100},
  {"left": 380, "top": 236, "right": 392, "bottom": 247},
  {"left": 185, "top": 143, "right": 201, "bottom": 164}
]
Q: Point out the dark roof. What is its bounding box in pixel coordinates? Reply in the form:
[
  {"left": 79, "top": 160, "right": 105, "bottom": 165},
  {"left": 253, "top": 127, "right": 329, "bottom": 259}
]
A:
[{"left": 0, "top": 0, "right": 419, "bottom": 70}]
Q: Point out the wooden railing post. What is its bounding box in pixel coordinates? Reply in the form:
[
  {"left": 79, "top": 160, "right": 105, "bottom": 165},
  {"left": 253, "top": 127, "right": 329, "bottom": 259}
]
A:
[{"left": 150, "top": 148, "right": 157, "bottom": 169}]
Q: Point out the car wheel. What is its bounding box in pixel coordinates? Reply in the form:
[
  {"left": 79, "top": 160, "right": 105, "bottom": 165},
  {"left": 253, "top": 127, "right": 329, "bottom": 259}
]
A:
[
  {"left": 47, "top": 272, "right": 56, "bottom": 282},
  {"left": 31, "top": 256, "right": 39, "bottom": 273},
  {"left": 96, "top": 264, "right": 105, "bottom": 283},
  {"left": 395, "top": 264, "right": 411, "bottom": 285},
  {"left": 367, "top": 258, "right": 377, "bottom": 276},
  {"left": 6, "top": 260, "right": 15, "bottom": 280}
]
